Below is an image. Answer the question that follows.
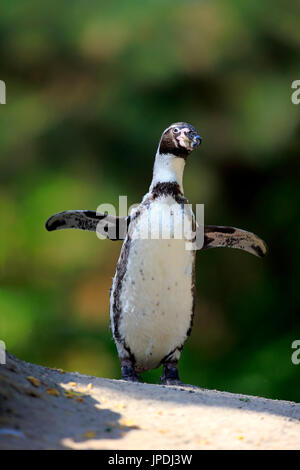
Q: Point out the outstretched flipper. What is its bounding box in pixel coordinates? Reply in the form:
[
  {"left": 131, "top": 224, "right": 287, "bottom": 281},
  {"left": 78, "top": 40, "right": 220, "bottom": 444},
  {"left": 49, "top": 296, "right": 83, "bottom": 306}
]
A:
[
  {"left": 46, "top": 212, "right": 267, "bottom": 257},
  {"left": 45, "top": 210, "right": 130, "bottom": 241},
  {"left": 202, "top": 225, "right": 268, "bottom": 258}
]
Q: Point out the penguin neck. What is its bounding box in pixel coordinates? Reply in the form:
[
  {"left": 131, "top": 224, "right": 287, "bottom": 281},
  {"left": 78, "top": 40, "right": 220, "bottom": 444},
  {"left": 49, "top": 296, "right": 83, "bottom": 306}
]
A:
[{"left": 149, "top": 152, "right": 186, "bottom": 194}]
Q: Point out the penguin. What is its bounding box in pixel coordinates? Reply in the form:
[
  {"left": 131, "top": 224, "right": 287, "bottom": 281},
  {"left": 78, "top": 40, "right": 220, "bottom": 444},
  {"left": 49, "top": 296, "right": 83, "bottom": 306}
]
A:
[{"left": 46, "top": 122, "right": 267, "bottom": 385}]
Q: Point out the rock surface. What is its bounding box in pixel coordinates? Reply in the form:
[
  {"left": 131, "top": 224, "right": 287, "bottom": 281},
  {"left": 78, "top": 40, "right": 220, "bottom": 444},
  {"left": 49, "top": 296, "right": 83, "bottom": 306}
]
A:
[{"left": 0, "top": 353, "right": 299, "bottom": 450}]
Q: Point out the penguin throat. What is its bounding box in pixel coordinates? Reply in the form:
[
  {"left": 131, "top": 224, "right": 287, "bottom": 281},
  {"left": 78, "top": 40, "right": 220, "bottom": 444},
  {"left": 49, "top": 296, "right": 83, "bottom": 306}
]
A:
[{"left": 149, "top": 152, "right": 186, "bottom": 194}]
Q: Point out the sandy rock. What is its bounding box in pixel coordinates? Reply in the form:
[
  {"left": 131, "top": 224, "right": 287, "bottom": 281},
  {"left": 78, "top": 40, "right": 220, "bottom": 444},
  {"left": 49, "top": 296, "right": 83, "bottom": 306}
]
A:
[{"left": 0, "top": 353, "right": 299, "bottom": 450}]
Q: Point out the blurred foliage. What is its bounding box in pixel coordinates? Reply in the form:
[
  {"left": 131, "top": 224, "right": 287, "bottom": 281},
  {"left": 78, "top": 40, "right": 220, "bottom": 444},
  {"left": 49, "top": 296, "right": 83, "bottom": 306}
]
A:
[{"left": 0, "top": 0, "right": 300, "bottom": 401}]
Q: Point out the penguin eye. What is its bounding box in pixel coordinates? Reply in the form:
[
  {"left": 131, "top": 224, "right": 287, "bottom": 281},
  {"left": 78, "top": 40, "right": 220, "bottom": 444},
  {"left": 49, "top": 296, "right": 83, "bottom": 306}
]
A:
[{"left": 173, "top": 128, "right": 180, "bottom": 134}]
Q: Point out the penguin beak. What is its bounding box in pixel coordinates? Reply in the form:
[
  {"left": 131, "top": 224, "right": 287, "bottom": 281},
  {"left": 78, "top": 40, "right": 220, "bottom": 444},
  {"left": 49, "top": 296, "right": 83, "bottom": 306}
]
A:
[
  {"left": 186, "top": 132, "right": 201, "bottom": 150},
  {"left": 177, "top": 129, "right": 202, "bottom": 151},
  {"left": 191, "top": 134, "right": 202, "bottom": 149}
]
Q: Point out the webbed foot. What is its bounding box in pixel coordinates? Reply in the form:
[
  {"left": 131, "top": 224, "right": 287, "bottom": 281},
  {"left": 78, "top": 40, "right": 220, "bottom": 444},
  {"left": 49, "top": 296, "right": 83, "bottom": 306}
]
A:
[
  {"left": 121, "top": 361, "right": 141, "bottom": 383},
  {"left": 160, "top": 361, "right": 182, "bottom": 386}
]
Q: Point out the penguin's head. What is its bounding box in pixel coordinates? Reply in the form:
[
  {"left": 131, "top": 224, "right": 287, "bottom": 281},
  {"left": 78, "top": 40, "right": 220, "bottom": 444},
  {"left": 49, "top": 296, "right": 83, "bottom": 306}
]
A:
[{"left": 159, "top": 122, "right": 202, "bottom": 159}]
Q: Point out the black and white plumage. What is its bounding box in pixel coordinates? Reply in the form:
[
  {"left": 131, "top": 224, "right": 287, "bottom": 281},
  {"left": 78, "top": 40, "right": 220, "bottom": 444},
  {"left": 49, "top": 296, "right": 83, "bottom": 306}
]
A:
[{"left": 46, "top": 122, "right": 267, "bottom": 385}]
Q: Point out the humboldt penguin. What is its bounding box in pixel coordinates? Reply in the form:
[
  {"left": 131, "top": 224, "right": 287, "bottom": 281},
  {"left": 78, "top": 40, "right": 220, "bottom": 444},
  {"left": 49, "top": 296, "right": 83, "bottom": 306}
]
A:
[{"left": 46, "top": 122, "right": 267, "bottom": 385}]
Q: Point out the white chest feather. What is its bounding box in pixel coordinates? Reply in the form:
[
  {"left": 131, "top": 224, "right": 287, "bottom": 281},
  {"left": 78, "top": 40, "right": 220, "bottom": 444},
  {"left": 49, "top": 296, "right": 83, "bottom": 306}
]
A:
[{"left": 111, "top": 196, "right": 195, "bottom": 371}]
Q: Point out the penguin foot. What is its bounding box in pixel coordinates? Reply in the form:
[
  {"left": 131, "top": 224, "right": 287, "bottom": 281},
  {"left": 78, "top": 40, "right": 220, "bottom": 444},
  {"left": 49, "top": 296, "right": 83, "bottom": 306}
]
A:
[
  {"left": 122, "top": 374, "right": 141, "bottom": 383},
  {"left": 121, "top": 361, "right": 141, "bottom": 383},
  {"left": 160, "top": 361, "right": 181, "bottom": 386},
  {"left": 160, "top": 378, "right": 183, "bottom": 386}
]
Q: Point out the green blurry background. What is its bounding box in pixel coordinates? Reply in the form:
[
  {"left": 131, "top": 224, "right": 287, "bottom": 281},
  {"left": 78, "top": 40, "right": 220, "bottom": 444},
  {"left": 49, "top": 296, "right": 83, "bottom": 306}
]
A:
[{"left": 1, "top": 0, "right": 300, "bottom": 401}]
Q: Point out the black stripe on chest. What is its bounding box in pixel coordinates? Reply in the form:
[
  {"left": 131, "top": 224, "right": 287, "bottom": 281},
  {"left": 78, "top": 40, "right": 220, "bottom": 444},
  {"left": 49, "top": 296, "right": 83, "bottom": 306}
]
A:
[{"left": 151, "top": 182, "right": 184, "bottom": 205}]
